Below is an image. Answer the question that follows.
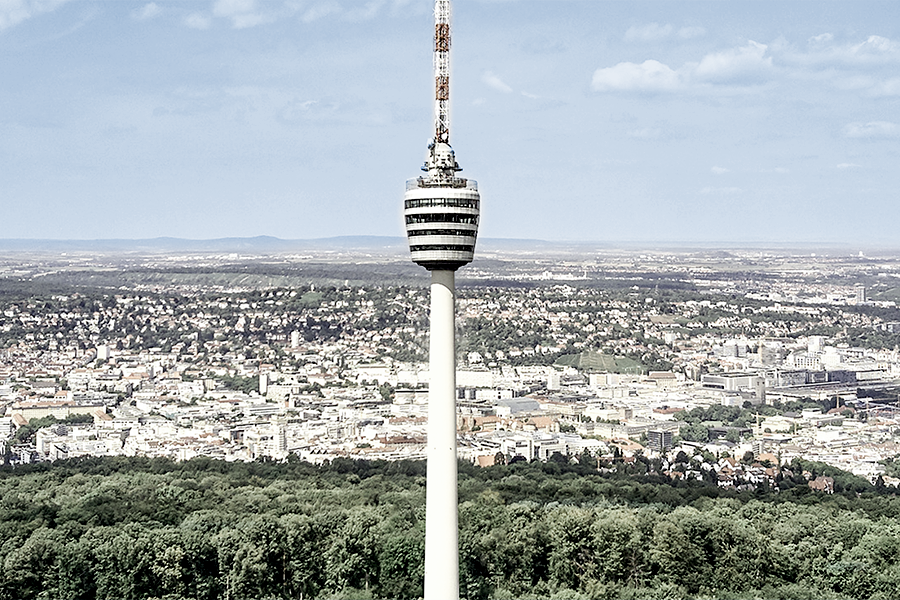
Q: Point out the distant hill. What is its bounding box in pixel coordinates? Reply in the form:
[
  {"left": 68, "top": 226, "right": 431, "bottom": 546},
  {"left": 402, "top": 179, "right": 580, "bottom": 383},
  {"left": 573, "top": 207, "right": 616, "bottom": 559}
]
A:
[
  {"left": 0, "top": 236, "right": 406, "bottom": 254},
  {"left": 0, "top": 236, "right": 890, "bottom": 255},
  {"left": 0, "top": 236, "right": 570, "bottom": 254}
]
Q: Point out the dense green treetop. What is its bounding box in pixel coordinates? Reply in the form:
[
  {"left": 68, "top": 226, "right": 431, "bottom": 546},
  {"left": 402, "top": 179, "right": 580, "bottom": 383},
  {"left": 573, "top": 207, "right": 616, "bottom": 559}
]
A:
[{"left": 0, "top": 456, "right": 899, "bottom": 599}]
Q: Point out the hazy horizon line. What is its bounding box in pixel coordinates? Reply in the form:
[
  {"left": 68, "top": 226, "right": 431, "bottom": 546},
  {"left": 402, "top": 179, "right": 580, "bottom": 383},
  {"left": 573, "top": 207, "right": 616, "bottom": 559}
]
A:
[{"left": 0, "top": 235, "right": 893, "bottom": 250}]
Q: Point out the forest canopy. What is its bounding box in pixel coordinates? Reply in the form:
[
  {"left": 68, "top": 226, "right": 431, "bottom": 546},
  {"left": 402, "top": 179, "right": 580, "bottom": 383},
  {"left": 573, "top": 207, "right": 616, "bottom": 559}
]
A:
[{"left": 1, "top": 456, "right": 899, "bottom": 600}]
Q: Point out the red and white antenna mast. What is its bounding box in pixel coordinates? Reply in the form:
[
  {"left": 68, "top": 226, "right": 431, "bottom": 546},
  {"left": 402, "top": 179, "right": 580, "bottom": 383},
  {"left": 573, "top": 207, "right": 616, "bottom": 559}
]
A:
[{"left": 433, "top": 0, "right": 451, "bottom": 145}]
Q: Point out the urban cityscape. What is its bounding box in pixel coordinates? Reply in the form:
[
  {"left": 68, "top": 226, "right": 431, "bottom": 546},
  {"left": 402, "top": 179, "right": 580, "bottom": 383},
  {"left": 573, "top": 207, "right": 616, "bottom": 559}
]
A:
[
  {"left": 4, "top": 241, "right": 900, "bottom": 492},
  {"left": 3, "top": 0, "right": 900, "bottom": 598}
]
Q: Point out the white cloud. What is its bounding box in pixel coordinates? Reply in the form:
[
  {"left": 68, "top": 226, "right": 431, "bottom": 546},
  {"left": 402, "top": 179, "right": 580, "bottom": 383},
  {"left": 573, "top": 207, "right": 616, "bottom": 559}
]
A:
[
  {"left": 482, "top": 71, "right": 513, "bottom": 94},
  {"left": 627, "top": 127, "right": 661, "bottom": 139},
  {"left": 694, "top": 40, "right": 772, "bottom": 82},
  {"left": 521, "top": 91, "right": 539, "bottom": 100},
  {"left": 835, "top": 75, "right": 900, "bottom": 97},
  {"left": 791, "top": 34, "right": 900, "bottom": 67},
  {"left": 522, "top": 37, "right": 566, "bottom": 55},
  {"left": 133, "top": 3, "right": 161, "bottom": 20},
  {"left": 592, "top": 60, "right": 680, "bottom": 92},
  {"left": 278, "top": 99, "right": 321, "bottom": 123},
  {"left": 212, "top": 0, "right": 272, "bottom": 28},
  {"left": 711, "top": 166, "right": 730, "bottom": 174},
  {"left": 623, "top": 22, "right": 704, "bottom": 42},
  {"left": 592, "top": 40, "right": 777, "bottom": 94},
  {"left": 345, "top": 0, "right": 386, "bottom": 21},
  {"left": 213, "top": 0, "right": 255, "bottom": 13},
  {"left": 624, "top": 23, "right": 672, "bottom": 43},
  {"left": 0, "top": 0, "right": 70, "bottom": 31},
  {"left": 700, "top": 186, "right": 742, "bottom": 195},
  {"left": 231, "top": 13, "right": 268, "bottom": 28},
  {"left": 842, "top": 121, "right": 900, "bottom": 139},
  {"left": 832, "top": 75, "right": 876, "bottom": 92},
  {"left": 773, "top": 167, "right": 790, "bottom": 174},
  {"left": 852, "top": 35, "right": 900, "bottom": 56},
  {"left": 678, "top": 26, "right": 706, "bottom": 39},
  {"left": 303, "top": 2, "right": 341, "bottom": 23},
  {"left": 184, "top": 12, "right": 211, "bottom": 29},
  {"left": 872, "top": 78, "right": 900, "bottom": 96},
  {"left": 836, "top": 162, "right": 862, "bottom": 169}
]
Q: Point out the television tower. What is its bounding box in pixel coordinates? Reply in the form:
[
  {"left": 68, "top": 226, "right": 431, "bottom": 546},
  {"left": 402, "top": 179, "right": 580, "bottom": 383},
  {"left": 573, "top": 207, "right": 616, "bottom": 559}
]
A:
[{"left": 403, "top": 1, "right": 479, "bottom": 598}]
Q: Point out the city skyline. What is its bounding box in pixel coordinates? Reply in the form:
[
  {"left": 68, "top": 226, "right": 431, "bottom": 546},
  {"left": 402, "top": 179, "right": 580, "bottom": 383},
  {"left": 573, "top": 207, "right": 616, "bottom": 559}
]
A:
[{"left": 2, "top": 0, "right": 899, "bottom": 244}]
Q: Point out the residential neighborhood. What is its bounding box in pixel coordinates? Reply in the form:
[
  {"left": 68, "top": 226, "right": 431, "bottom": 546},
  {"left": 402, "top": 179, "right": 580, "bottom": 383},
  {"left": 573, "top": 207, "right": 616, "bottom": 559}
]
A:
[{"left": 3, "top": 245, "right": 900, "bottom": 492}]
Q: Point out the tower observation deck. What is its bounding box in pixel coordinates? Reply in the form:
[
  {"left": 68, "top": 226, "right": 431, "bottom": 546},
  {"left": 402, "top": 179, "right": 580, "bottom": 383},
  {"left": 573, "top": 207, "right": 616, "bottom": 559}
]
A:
[
  {"left": 404, "top": 0, "right": 480, "bottom": 272},
  {"left": 403, "top": 2, "right": 477, "bottom": 599}
]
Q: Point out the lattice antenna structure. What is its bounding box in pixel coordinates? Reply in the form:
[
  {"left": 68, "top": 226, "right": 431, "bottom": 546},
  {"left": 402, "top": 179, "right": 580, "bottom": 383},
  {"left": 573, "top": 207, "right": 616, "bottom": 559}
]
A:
[{"left": 434, "top": 0, "right": 451, "bottom": 145}]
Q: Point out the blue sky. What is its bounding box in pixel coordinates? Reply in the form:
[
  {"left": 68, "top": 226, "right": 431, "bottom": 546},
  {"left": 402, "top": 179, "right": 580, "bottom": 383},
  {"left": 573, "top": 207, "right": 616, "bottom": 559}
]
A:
[{"left": 1, "top": 0, "right": 898, "bottom": 244}]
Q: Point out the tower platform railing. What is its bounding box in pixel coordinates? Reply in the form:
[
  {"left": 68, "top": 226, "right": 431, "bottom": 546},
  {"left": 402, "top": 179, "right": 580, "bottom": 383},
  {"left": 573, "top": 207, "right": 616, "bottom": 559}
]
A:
[{"left": 406, "top": 177, "right": 478, "bottom": 191}]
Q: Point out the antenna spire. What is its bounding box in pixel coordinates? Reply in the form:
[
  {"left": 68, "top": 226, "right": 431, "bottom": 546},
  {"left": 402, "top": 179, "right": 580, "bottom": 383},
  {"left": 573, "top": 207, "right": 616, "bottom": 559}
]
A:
[
  {"left": 434, "top": 0, "right": 451, "bottom": 145},
  {"left": 404, "top": 0, "right": 479, "bottom": 272}
]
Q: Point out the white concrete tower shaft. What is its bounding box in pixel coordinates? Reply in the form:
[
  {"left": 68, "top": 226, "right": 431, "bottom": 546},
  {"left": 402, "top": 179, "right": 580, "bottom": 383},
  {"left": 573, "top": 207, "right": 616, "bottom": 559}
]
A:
[{"left": 424, "top": 269, "right": 459, "bottom": 600}]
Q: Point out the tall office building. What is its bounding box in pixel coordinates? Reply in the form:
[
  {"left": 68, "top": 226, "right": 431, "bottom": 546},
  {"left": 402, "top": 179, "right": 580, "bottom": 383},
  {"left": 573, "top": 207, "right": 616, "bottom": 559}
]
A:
[{"left": 402, "top": 1, "right": 480, "bottom": 598}]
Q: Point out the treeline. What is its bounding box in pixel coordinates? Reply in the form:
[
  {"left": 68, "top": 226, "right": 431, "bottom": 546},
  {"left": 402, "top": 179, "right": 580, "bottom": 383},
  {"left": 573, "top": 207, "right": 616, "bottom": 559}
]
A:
[
  {"left": 1, "top": 456, "right": 899, "bottom": 599},
  {"left": 13, "top": 264, "right": 424, "bottom": 290}
]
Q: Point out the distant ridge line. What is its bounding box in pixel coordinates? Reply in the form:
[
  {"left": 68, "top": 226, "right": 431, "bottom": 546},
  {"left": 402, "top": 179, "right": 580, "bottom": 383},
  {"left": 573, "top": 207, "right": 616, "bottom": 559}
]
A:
[
  {"left": 0, "top": 236, "right": 891, "bottom": 253},
  {"left": 0, "top": 236, "right": 559, "bottom": 253}
]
